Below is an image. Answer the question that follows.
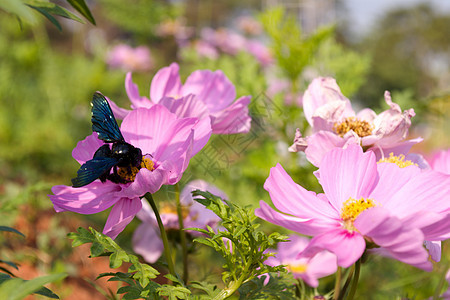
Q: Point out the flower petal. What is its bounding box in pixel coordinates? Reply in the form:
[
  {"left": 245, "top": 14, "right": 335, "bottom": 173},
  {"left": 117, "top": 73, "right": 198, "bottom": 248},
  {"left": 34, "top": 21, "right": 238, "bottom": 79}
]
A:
[
  {"left": 50, "top": 182, "right": 121, "bottom": 214},
  {"left": 255, "top": 201, "right": 338, "bottom": 236},
  {"left": 72, "top": 133, "right": 104, "bottom": 165},
  {"left": 108, "top": 98, "right": 132, "bottom": 120},
  {"left": 355, "top": 207, "right": 431, "bottom": 270},
  {"left": 424, "top": 240, "right": 441, "bottom": 262},
  {"left": 132, "top": 222, "right": 163, "bottom": 263},
  {"left": 429, "top": 149, "right": 450, "bottom": 174},
  {"left": 318, "top": 144, "right": 378, "bottom": 212},
  {"left": 125, "top": 72, "right": 152, "bottom": 109},
  {"left": 299, "top": 228, "right": 365, "bottom": 268},
  {"left": 304, "top": 131, "right": 359, "bottom": 167},
  {"left": 210, "top": 96, "right": 251, "bottom": 134},
  {"left": 150, "top": 62, "right": 182, "bottom": 102},
  {"left": 371, "top": 91, "right": 415, "bottom": 146},
  {"left": 182, "top": 69, "right": 236, "bottom": 112},
  {"left": 302, "top": 77, "right": 353, "bottom": 126},
  {"left": 288, "top": 129, "right": 308, "bottom": 152},
  {"left": 119, "top": 167, "right": 169, "bottom": 197},
  {"left": 264, "top": 164, "right": 338, "bottom": 220},
  {"left": 103, "top": 197, "right": 142, "bottom": 239}
]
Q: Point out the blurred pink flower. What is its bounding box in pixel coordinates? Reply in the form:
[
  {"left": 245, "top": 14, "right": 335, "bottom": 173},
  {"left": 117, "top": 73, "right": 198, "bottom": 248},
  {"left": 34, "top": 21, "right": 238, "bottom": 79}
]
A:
[
  {"left": 237, "top": 16, "right": 263, "bottom": 36},
  {"left": 200, "top": 28, "right": 247, "bottom": 55},
  {"left": 265, "top": 235, "right": 337, "bottom": 287},
  {"left": 106, "top": 44, "right": 153, "bottom": 72},
  {"left": 441, "top": 269, "right": 450, "bottom": 299},
  {"left": 289, "top": 77, "right": 419, "bottom": 166},
  {"left": 133, "top": 180, "right": 225, "bottom": 263},
  {"left": 193, "top": 40, "right": 219, "bottom": 59},
  {"left": 246, "top": 39, "right": 274, "bottom": 67},
  {"left": 256, "top": 144, "right": 450, "bottom": 270},
  {"left": 49, "top": 106, "right": 211, "bottom": 239},
  {"left": 110, "top": 62, "right": 251, "bottom": 135}
]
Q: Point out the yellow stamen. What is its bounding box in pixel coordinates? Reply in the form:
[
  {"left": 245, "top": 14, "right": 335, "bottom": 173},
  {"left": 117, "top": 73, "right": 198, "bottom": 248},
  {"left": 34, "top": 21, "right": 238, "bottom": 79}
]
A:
[
  {"left": 287, "top": 263, "right": 307, "bottom": 274},
  {"left": 333, "top": 117, "right": 374, "bottom": 138},
  {"left": 341, "top": 197, "right": 376, "bottom": 231},
  {"left": 116, "top": 157, "right": 155, "bottom": 182},
  {"left": 378, "top": 153, "right": 417, "bottom": 168}
]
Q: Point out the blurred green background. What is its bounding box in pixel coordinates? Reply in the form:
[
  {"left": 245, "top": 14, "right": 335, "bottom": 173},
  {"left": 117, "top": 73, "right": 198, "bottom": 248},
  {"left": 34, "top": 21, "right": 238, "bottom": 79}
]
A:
[{"left": 0, "top": 0, "right": 449, "bottom": 299}]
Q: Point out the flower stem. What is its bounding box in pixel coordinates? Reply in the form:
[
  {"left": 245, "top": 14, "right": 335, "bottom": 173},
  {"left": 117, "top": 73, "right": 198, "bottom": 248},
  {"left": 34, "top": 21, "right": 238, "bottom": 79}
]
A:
[
  {"left": 175, "top": 183, "right": 189, "bottom": 283},
  {"left": 144, "top": 193, "right": 176, "bottom": 278},
  {"left": 338, "top": 265, "right": 354, "bottom": 300},
  {"left": 347, "top": 259, "right": 361, "bottom": 300},
  {"left": 333, "top": 267, "right": 342, "bottom": 300}
]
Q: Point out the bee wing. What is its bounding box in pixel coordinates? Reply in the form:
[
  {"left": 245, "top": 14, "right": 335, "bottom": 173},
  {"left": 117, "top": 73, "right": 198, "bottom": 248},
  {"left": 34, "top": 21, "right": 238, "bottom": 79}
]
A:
[
  {"left": 91, "top": 92, "right": 124, "bottom": 142},
  {"left": 71, "top": 157, "right": 119, "bottom": 187}
]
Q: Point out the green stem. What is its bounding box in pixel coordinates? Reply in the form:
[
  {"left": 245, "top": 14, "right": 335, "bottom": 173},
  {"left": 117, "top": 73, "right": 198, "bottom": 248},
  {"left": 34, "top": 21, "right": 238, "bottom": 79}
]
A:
[
  {"left": 433, "top": 263, "right": 450, "bottom": 300},
  {"left": 175, "top": 183, "right": 189, "bottom": 283},
  {"left": 338, "top": 265, "right": 354, "bottom": 300},
  {"left": 333, "top": 267, "right": 342, "bottom": 300},
  {"left": 144, "top": 193, "right": 176, "bottom": 278},
  {"left": 347, "top": 259, "right": 361, "bottom": 300}
]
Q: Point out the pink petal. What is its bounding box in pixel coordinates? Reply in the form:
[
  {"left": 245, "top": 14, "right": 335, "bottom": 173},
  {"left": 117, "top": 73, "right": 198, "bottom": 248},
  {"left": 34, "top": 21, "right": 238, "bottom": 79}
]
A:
[
  {"left": 50, "top": 182, "right": 121, "bottom": 214},
  {"left": 424, "top": 240, "right": 441, "bottom": 262},
  {"left": 264, "top": 164, "right": 338, "bottom": 220},
  {"left": 191, "top": 117, "right": 212, "bottom": 155},
  {"left": 356, "top": 108, "right": 377, "bottom": 123},
  {"left": 288, "top": 129, "right": 308, "bottom": 152},
  {"left": 103, "top": 197, "right": 142, "bottom": 239},
  {"left": 355, "top": 207, "right": 431, "bottom": 270},
  {"left": 400, "top": 211, "right": 450, "bottom": 241},
  {"left": 125, "top": 72, "right": 152, "bottom": 109},
  {"left": 108, "top": 98, "right": 132, "bottom": 120},
  {"left": 150, "top": 63, "right": 182, "bottom": 102},
  {"left": 367, "top": 137, "right": 423, "bottom": 160},
  {"left": 255, "top": 201, "right": 338, "bottom": 236},
  {"left": 302, "top": 77, "right": 353, "bottom": 126},
  {"left": 381, "top": 169, "right": 450, "bottom": 218},
  {"left": 158, "top": 94, "right": 210, "bottom": 119},
  {"left": 136, "top": 198, "right": 157, "bottom": 224},
  {"left": 371, "top": 91, "right": 415, "bottom": 147},
  {"left": 72, "top": 133, "right": 104, "bottom": 165},
  {"left": 305, "top": 250, "right": 338, "bottom": 285},
  {"left": 304, "top": 131, "right": 359, "bottom": 167},
  {"left": 132, "top": 222, "right": 163, "bottom": 263},
  {"left": 182, "top": 70, "right": 236, "bottom": 112},
  {"left": 119, "top": 167, "right": 168, "bottom": 197},
  {"left": 429, "top": 149, "right": 450, "bottom": 174},
  {"left": 120, "top": 106, "right": 197, "bottom": 162},
  {"left": 210, "top": 96, "right": 251, "bottom": 134},
  {"left": 368, "top": 162, "right": 421, "bottom": 206},
  {"left": 299, "top": 228, "right": 365, "bottom": 268},
  {"left": 311, "top": 100, "right": 354, "bottom": 132},
  {"left": 318, "top": 144, "right": 378, "bottom": 212}
]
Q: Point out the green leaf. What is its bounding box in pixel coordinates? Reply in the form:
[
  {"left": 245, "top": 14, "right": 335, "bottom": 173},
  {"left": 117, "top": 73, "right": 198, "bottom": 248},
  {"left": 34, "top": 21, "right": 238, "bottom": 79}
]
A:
[
  {"left": 26, "top": 4, "right": 61, "bottom": 31},
  {"left": 0, "top": 226, "right": 25, "bottom": 237},
  {"left": 66, "top": 0, "right": 95, "bottom": 25},
  {"left": 0, "top": 273, "right": 66, "bottom": 300},
  {"left": 0, "top": 0, "right": 37, "bottom": 24}
]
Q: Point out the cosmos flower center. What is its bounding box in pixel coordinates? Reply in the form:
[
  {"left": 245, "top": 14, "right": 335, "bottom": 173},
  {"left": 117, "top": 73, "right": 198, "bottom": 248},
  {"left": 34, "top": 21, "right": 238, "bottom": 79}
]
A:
[
  {"left": 341, "top": 197, "right": 376, "bottom": 231},
  {"left": 160, "top": 202, "right": 190, "bottom": 219},
  {"left": 333, "top": 117, "right": 374, "bottom": 138},
  {"left": 116, "top": 156, "right": 155, "bottom": 183},
  {"left": 378, "top": 153, "right": 417, "bottom": 168},
  {"left": 287, "top": 263, "right": 307, "bottom": 274}
]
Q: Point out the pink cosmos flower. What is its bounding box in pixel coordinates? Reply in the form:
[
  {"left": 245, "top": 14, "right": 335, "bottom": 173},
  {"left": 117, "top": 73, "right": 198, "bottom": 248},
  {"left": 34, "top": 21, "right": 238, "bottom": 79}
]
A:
[
  {"left": 265, "top": 235, "right": 337, "bottom": 287},
  {"left": 132, "top": 180, "right": 225, "bottom": 263},
  {"left": 289, "top": 77, "right": 419, "bottom": 166},
  {"left": 109, "top": 62, "right": 251, "bottom": 135},
  {"left": 49, "top": 105, "right": 212, "bottom": 239},
  {"left": 200, "top": 28, "right": 247, "bottom": 55},
  {"left": 106, "top": 44, "right": 153, "bottom": 72},
  {"left": 256, "top": 144, "right": 450, "bottom": 270}
]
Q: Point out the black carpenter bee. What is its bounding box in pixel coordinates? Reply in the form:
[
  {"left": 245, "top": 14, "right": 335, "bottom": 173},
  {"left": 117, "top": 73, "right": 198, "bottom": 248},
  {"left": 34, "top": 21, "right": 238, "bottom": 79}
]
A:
[{"left": 71, "top": 92, "right": 143, "bottom": 187}]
